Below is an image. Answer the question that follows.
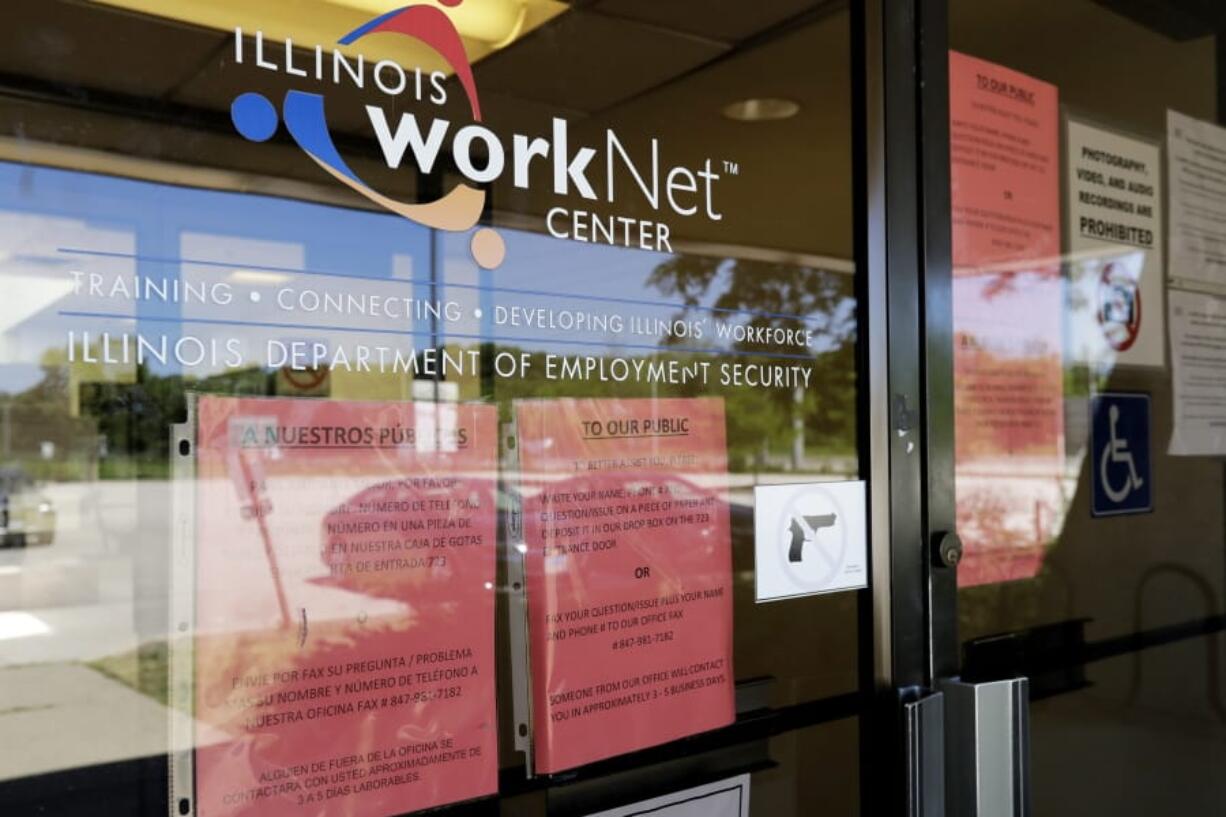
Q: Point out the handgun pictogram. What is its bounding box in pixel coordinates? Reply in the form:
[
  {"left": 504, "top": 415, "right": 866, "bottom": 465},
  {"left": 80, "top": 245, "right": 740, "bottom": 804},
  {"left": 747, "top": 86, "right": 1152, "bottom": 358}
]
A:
[{"left": 788, "top": 514, "right": 837, "bottom": 563}]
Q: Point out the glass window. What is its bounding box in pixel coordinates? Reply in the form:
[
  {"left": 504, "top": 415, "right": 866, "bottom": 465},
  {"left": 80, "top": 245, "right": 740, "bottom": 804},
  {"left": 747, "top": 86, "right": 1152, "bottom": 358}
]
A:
[{"left": 0, "top": 2, "right": 863, "bottom": 815}]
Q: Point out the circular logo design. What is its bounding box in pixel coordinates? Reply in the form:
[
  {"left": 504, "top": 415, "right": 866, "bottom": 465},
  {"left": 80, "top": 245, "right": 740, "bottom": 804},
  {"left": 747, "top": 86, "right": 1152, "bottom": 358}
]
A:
[
  {"left": 775, "top": 486, "right": 847, "bottom": 592},
  {"left": 1097, "top": 261, "right": 1142, "bottom": 352},
  {"left": 229, "top": 0, "right": 505, "bottom": 269}
]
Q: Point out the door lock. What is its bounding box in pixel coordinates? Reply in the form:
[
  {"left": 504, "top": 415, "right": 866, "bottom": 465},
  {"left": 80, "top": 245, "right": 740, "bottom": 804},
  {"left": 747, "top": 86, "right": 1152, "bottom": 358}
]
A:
[{"left": 935, "top": 531, "right": 963, "bottom": 568}]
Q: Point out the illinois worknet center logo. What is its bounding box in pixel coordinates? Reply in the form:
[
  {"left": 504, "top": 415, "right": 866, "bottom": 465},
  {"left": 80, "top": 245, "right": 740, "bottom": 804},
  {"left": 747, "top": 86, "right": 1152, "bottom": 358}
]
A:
[
  {"left": 230, "top": 0, "right": 506, "bottom": 269},
  {"left": 228, "top": 1, "right": 730, "bottom": 264}
]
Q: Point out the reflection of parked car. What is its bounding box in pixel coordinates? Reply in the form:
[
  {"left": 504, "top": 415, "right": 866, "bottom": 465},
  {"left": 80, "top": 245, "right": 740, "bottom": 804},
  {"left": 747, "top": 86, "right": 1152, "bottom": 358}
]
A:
[{"left": 0, "top": 466, "right": 56, "bottom": 547}]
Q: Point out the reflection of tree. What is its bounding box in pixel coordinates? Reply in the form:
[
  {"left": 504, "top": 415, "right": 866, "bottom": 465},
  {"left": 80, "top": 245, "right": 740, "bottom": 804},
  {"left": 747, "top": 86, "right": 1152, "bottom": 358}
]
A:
[
  {"left": 81, "top": 364, "right": 269, "bottom": 477},
  {"left": 646, "top": 256, "right": 854, "bottom": 347},
  {"left": 646, "top": 255, "right": 857, "bottom": 468},
  {"left": 81, "top": 368, "right": 186, "bottom": 470},
  {"left": 2, "top": 357, "right": 271, "bottom": 480}
]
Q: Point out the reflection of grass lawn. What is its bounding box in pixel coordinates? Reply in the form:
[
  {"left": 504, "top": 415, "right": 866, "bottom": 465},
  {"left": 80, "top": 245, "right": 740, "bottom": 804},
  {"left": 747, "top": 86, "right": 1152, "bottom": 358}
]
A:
[
  {"left": 15, "top": 455, "right": 172, "bottom": 482},
  {"left": 87, "top": 642, "right": 169, "bottom": 708}
]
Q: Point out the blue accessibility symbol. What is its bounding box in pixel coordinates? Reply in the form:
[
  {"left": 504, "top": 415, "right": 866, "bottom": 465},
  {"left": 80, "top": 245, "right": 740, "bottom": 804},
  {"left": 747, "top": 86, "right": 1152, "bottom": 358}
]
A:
[{"left": 1091, "top": 393, "right": 1152, "bottom": 517}]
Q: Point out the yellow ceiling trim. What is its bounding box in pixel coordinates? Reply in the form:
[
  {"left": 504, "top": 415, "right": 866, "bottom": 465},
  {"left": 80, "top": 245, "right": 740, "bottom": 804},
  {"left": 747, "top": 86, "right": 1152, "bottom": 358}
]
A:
[{"left": 89, "top": 0, "right": 567, "bottom": 74}]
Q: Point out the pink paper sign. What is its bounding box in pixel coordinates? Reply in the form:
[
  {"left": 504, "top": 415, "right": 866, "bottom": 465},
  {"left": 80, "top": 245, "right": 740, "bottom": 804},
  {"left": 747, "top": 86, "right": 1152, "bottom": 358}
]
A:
[
  {"left": 516, "top": 397, "right": 735, "bottom": 773},
  {"left": 949, "top": 51, "right": 1066, "bottom": 587},
  {"left": 193, "top": 396, "right": 497, "bottom": 817}
]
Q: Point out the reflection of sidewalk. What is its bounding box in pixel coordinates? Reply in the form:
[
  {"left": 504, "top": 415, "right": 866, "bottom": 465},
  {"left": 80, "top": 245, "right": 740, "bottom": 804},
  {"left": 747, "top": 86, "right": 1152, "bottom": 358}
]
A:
[
  {"left": 0, "top": 601, "right": 147, "bottom": 667},
  {"left": 0, "top": 663, "right": 224, "bottom": 782}
]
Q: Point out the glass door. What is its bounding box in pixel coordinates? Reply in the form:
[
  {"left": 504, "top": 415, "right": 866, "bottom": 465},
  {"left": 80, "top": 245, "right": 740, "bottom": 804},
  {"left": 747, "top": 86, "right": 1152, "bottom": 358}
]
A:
[{"left": 936, "top": 0, "right": 1226, "bottom": 812}]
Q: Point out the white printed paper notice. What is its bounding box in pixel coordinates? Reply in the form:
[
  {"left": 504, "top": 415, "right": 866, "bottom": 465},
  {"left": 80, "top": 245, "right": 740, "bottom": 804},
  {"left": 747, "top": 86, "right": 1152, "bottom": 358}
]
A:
[
  {"left": 583, "top": 775, "right": 749, "bottom": 817},
  {"left": 1169, "top": 288, "right": 1226, "bottom": 455},
  {"left": 754, "top": 481, "right": 867, "bottom": 602},
  {"left": 1168, "top": 110, "right": 1226, "bottom": 293}
]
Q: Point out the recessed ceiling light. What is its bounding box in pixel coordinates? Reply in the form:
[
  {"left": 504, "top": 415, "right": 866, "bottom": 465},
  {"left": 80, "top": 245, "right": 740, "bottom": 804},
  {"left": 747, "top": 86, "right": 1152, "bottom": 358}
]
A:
[{"left": 722, "top": 98, "right": 800, "bottom": 122}]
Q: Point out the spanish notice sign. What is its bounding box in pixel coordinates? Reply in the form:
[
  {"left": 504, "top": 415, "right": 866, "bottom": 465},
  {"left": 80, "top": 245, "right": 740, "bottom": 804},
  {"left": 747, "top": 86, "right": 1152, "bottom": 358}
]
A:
[
  {"left": 193, "top": 396, "right": 497, "bottom": 817},
  {"left": 515, "top": 397, "right": 736, "bottom": 773},
  {"left": 948, "top": 51, "right": 1066, "bottom": 587}
]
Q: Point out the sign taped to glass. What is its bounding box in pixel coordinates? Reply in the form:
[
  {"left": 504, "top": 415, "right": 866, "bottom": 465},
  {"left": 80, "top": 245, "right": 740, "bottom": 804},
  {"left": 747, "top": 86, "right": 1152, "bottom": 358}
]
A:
[
  {"left": 948, "top": 51, "right": 1066, "bottom": 587},
  {"left": 515, "top": 397, "right": 735, "bottom": 773},
  {"left": 192, "top": 395, "right": 498, "bottom": 817}
]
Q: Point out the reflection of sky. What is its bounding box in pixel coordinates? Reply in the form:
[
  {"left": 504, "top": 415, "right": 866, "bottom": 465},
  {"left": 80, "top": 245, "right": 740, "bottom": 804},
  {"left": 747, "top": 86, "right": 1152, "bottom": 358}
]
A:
[
  {"left": 0, "top": 162, "right": 431, "bottom": 393},
  {"left": 0, "top": 161, "right": 852, "bottom": 397},
  {"left": 956, "top": 248, "right": 1146, "bottom": 374},
  {"left": 953, "top": 268, "right": 1063, "bottom": 358},
  {"left": 480, "top": 229, "right": 675, "bottom": 302},
  {"left": 0, "top": 206, "right": 135, "bottom": 393}
]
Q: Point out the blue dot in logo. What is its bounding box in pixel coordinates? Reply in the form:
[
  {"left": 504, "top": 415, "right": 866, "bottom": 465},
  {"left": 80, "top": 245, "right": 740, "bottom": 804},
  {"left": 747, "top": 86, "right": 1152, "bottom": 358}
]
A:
[{"left": 231, "top": 92, "right": 278, "bottom": 142}]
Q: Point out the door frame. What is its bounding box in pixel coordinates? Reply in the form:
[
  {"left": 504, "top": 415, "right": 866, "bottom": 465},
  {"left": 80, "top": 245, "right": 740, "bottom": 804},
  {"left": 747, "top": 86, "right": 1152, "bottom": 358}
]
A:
[{"left": 858, "top": 0, "right": 960, "bottom": 811}]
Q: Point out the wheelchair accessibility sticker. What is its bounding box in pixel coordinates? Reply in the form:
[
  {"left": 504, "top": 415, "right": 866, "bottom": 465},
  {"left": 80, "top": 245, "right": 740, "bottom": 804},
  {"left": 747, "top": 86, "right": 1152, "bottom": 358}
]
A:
[{"left": 1091, "top": 393, "right": 1152, "bottom": 517}]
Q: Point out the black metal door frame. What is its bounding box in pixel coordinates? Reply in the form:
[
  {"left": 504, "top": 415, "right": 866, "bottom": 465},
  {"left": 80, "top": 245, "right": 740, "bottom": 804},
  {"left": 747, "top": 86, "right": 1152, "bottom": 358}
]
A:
[{"left": 856, "top": 0, "right": 959, "bottom": 811}]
